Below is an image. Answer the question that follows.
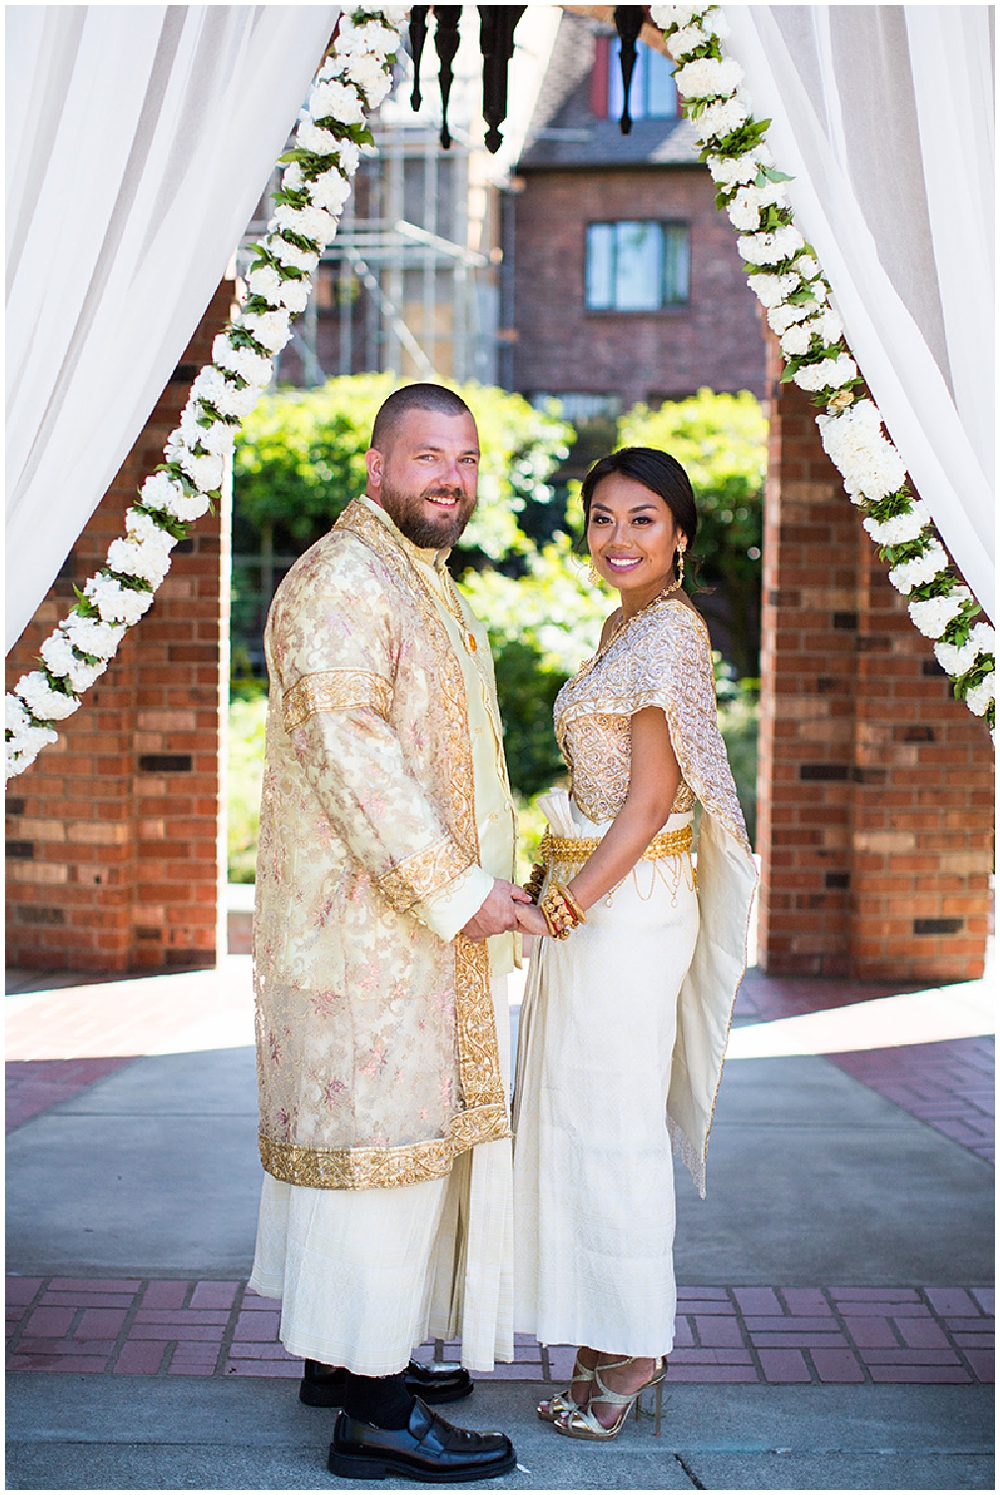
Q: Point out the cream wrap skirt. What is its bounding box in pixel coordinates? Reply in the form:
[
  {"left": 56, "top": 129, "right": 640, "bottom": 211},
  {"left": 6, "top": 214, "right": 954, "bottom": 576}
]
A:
[{"left": 512, "top": 791, "right": 699, "bottom": 1357}]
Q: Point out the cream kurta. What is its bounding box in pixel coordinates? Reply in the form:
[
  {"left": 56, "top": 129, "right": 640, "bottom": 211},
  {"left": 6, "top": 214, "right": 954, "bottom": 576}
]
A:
[
  {"left": 512, "top": 597, "right": 756, "bottom": 1355},
  {"left": 250, "top": 497, "right": 516, "bottom": 1371}
]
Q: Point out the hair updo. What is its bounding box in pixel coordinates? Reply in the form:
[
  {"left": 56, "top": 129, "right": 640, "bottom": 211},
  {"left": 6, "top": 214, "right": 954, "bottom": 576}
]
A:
[{"left": 580, "top": 446, "right": 698, "bottom": 554}]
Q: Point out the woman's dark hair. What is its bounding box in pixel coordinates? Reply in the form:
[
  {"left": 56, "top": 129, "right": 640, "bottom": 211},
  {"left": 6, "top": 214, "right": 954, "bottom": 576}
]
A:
[{"left": 580, "top": 447, "right": 698, "bottom": 555}]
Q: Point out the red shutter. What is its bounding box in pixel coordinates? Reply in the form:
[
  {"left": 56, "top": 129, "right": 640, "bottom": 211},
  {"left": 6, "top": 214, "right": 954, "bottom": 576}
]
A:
[{"left": 591, "top": 36, "right": 609, "bottom": 118}]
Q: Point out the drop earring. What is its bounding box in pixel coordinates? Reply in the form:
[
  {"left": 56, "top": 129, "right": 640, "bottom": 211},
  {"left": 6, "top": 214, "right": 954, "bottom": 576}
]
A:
[{"left": 675, "top": 546, "right": 686, "bottom": 586}]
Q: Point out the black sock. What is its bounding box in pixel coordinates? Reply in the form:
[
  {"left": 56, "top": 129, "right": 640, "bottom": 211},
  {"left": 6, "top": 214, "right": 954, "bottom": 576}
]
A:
[{"left": 343, "top": 1371, "right": 416, "bottom": 1430}]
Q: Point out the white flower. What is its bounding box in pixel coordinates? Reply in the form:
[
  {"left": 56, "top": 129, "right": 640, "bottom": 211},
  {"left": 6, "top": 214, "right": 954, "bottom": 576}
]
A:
[
  {"left": 39, "top": 630, "right": 77, "bottom": 679},
  {"left": 166, "top": 429, "right": 227, "bottom": 492},
  {"left": 333, "top": 17, "right": 400, "bottom": 56},
  {"left": 179, "top": 404, "right": 236, "bottom": 456},
  {"left": 84, "top": 575, "right": 155, "bottom": 627},
  {"left": 863, "top": 501, "right": 931, "bottom": 546},
  {"left": 271, "top": 201, "right": 339, "bottom": 247},
  {"left": 246, "top": 263, "right": 284, "bottom": 307},
  {"left": 308, "top": 167, "right": 352, "bottom": 216},
  {"left": 908, "top": 591, "right": 969, "bottom": 639},
  {"left": 666, "top": 21, "right": 706, "bottom": 58},
  {"left": 282, "top": 162, "right": 305, "bottom": 192},
  {"left": 277, "top": 277, "right": 311, "bottom": 315},
  {"left": 296, "top": 118, "right": 339, "bottom": 156},
  {"left": 809, "top": 307, "right": 843, "bottom": 346},
  {"left": 268, "top": 234, "right": 320, "bottom": 274},
  {"left": 140, "top": 469, "right": 211, "bottom": 523},
  {"left": 378, "top": 6, "right": 410, "bottom": 28},
  {"left": 343, "top": 51, "right": 392, "bottom": 104},
  {"left": 737, "top": 224, "right": 805, "bottom": 265},
  {"left": 190, "top": 364, "right": 257, "bottom": 419},
  {"left": 780, "top": 323, "right": 813, "bottom": 357},
  {"left": 310, "top": 78, "right": 366, "bottom": 127},
  {"left": 706, "top": 153, "right": 759, "bottom": 188},
  {"left": 935, "top": 623, "right": 996, "bottom": 677},
  {"left": 330, "top": 137, "right": 362, "bottom": 176},
  {"left": 706, "top": 5, "right": 729, "bottom": 38},
  {"left": 794, "top": 254, "right": 820, "bottom": 280},
  {"left": 6, "top": 695, "right": 31, "bottom": 734},
  {"left": 651, "top": 4, "right": 702, "bottom": 28},
  {"left": 767, "top": 301, "right": 812, "bottom": 334},
  {"left": 211, "top": 333, "right": 274, "bottom": 389},
  {"left": 15, "top": 671, "right": 81, "bottom": 722},
  {"left": 240, "top": 310, "right": 292, "bottom": 355},
  {"left": 63, "top": 614, "right": 127, "bottom": 660},
  {"left": 965, "top": 672, "right": 995, "bottom": 717},
  {"left": 792, "top": 353, "right": 857, "bottom": 391},
  {"left": 817, "top": 400, "right": 907, "bottom": 500},
  {"left": 675, "top": 56, "right": 744, "bottom": 98},
  {"left": 888, "top": 541, "right": 949, "bottom": 593},
  {"left": 747, "top": 272, "right": 800, "bottom": 309},
  {"left": 107, "top": 533, "right": 173, "bottom": 589},
  {"left": 6, "top": 719, "right": 58, "bottom": 776},
  {"left": 693, "top": 95, "right": 750, "bottom": 141},
  {"left": 728, "top": 179, "right": 788, "bottom": 231}
]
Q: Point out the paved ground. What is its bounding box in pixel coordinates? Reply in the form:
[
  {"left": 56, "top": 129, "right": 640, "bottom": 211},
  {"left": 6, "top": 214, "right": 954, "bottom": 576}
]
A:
[{"left": 5, "top": 946, "right": 994, "bottom": 1489}]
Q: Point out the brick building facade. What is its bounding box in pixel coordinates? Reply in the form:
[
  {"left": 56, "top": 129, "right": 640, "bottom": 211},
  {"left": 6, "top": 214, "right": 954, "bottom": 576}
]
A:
[
  {"left": 511, "top": 13, "right": 766, "bottom": 412},
  {"left": 5, "top": 281, "right": 234, "bottom": 974},
  {"left": 757, "top": 343, "right": 993, "bottom": 981}
]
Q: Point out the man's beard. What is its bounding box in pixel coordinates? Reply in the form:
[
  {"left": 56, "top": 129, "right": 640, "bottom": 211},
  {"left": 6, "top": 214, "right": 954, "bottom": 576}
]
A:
[{"left": 379, "top": 479, "right": 475, "bottom": 550}]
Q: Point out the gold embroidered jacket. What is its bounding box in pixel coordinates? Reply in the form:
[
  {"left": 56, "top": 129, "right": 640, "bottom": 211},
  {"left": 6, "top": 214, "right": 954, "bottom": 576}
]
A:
[
  {"left": 553, "top": 597, "right": 758, "bottom": 1196},
  {"left": 253, "top": 499, "right": 510, "bottom": 1190}
]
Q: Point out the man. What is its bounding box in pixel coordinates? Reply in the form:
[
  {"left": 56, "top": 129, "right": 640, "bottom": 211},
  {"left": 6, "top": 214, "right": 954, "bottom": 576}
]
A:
[{"left": 249, "top": 384, "right": 529, "bottom": 1482}]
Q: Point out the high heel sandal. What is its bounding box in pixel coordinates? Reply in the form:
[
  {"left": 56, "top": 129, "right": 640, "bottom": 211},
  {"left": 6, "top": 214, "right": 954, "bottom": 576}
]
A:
[
  {"left": 536, "top": 1352, "right": 596, "bottom": 1422},
  {"left": 553, "top": 1355, "right": 667, "bottom": 1441}
]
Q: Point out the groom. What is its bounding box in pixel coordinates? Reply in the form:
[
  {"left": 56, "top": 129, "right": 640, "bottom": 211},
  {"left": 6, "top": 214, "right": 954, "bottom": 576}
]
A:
[{"left": 250, "top": 383, "right": 530, "bottom": 1481}]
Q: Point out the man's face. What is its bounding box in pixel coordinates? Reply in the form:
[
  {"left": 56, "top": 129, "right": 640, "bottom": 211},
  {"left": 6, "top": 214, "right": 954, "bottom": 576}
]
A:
[{"left": 365, "top": 408, "right": 480, "bottom": 550}]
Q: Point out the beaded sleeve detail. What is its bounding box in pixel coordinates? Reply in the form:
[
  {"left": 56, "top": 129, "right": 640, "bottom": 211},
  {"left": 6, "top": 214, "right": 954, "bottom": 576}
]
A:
[{"left": 554, "top": 599, "right": 750, "bottom": 854}]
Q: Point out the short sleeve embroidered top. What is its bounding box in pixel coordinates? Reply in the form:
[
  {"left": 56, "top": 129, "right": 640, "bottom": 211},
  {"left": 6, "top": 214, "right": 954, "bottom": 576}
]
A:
[{"left": 554, "top": 597, "right": 750, "bottom": 851}]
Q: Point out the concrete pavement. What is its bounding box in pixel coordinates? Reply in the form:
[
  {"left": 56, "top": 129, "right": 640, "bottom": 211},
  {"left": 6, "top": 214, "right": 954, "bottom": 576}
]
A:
[{"left": 6, "top": 952, "right": 994, "bottom": 1489}]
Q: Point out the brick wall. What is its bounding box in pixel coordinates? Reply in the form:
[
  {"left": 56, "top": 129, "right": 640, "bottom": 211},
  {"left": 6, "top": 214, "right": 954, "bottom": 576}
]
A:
[
  {"left": 757, "top": 340, "right": 993, "bottom": 980},
  {"left": 5, "top": 280, "right": 234, "bottom": 974},
  {"left": 512, "top": 164, "right": 766, "bottom": 406}
]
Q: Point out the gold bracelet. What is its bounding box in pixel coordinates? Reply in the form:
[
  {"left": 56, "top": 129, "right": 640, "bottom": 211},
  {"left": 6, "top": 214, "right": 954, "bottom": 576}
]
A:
[
  {"left": 540, "top": 882, "right": 584, "bottom": 939},
  {"left": 522, "top": 863, "right": 546, "bottom": 904},
  {"left": 561, "top": 883, "right": 587, "bottom": 925}
]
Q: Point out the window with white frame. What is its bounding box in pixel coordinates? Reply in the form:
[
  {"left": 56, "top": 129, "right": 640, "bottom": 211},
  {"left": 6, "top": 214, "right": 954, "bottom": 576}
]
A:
[{"left": 585, "top": 221, "right": 690, "bottom": 311}]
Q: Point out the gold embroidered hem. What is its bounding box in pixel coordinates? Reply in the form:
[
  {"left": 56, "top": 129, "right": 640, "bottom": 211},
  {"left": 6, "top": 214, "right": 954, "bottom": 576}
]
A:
[
  {"left": 378, "top": 835, "right": 474, "bottom": 913},
  {"left": 259, "top": 1100, "right": 510, "bottom": 1191},
  {"left": 283, "top": 669, "right": 392, "bottom": 731},
  {"left": 538, "top": 823, "right": 693, "bottom": 870}
]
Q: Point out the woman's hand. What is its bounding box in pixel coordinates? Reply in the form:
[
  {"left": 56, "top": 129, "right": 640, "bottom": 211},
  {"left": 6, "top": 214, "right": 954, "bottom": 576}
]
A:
[{"left": 514, "top": 902, "right": 550, "bottom": 936}]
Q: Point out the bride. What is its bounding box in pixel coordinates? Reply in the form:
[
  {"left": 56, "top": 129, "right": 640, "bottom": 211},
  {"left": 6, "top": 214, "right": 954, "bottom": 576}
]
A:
[{"left": 512, "top": 446, "right": 757, "bottom": 1441}]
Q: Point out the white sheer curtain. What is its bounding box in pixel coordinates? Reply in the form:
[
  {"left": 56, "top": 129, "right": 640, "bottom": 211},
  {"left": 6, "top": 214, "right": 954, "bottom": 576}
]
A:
[
  {"left": 6, "top": 4, "right": 341, "bottom": 652},
  {"left": 723, "top": 5, "right": 994, "bottom": 618}
]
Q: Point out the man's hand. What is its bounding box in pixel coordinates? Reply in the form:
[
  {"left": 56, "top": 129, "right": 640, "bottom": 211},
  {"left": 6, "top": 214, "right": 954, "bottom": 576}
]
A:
[
  {"left": 514, "top": 902, "right": 549, "bottom": 937},
  {"left": 461, "top": 878, "right": 533, "bottom": 941}
]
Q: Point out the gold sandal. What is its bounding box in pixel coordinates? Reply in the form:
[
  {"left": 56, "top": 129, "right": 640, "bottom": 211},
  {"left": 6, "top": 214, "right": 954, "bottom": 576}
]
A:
[
  {"left": 553, "top": 1355, "right": 667, "bottom": 1441},
  {"left": 536, "top": 1352, "right": 596, "bottom": 1422}
]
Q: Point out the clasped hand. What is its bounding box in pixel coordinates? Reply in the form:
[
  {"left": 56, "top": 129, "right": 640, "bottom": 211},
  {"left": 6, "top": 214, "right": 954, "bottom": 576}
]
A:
[{"left": 461, "top": 879, "right": 549, "bottom": 941}]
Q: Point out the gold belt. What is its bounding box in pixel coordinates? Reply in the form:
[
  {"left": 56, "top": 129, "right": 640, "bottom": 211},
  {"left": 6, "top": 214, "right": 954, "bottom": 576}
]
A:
[{"left": 539, "top": 823, "right": 693, "bottom": 867}]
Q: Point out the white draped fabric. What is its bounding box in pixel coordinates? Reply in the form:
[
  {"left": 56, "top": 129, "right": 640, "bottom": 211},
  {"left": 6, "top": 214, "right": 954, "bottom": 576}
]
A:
[
  {"left": 723, "top": 5, "right": 995, "bottom": 618},
  {"left": 5, "top": 4, "right": 341, "bottom": 653}
]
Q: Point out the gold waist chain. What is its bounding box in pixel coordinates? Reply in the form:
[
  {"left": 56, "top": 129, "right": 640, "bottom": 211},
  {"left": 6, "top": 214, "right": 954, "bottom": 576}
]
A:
[{"left": 538, "top": 823, "right": 693, "bottom": 869}]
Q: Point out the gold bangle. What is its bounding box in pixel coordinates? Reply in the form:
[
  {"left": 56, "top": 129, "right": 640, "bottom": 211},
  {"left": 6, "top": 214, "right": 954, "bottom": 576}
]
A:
[
  {"left": 561, "top": 884, "right": 587, "bottom": 925},
  {"left": 540, "top": 882, "right": 581, "bottom": 939},
  {"left": 523, "top": 863, "right": 546, "bottom": 904}
]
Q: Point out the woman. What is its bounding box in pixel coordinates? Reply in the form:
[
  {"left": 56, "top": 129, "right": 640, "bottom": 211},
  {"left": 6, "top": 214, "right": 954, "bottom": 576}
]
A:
[{"left": 512, "top": 447, "right": 756, "bottom": 1441}]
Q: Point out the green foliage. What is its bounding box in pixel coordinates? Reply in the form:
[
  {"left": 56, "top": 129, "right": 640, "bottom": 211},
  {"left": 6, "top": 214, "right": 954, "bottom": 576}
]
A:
[
  {"left": 715, "top": 669, "right": 759, "bottom": 849},
  {"left": 228, "top": 696, "right": 268, "bottom": 882},
  {"left": 233, "top": 373, "right": 573, "bottom": 565},
  {"left": 618, "top": 389, "right": 767, "bottom": 677}
]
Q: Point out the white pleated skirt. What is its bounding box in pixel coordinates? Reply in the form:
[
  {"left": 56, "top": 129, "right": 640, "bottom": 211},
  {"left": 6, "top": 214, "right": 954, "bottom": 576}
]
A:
[
  {"left": 250, "top": 977, "right": 514, "bottom": 1375},
  {"left": 512, "top": 806, "right": 699, "bottom": 1357}
]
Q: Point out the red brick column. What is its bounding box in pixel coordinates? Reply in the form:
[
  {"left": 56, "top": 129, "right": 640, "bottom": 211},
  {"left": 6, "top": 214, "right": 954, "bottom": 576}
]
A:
[
  {"left": 5, "top": 279, "right": 234, "bottom": 974},
  {"left": 757, "top": 342, "right": 993, "bottom": 980}
]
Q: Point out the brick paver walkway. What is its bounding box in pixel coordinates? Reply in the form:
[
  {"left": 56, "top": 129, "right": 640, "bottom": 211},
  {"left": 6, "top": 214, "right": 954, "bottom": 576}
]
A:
[{"left": 6, "top": 1278, "right": 992, "bottom": 1386}]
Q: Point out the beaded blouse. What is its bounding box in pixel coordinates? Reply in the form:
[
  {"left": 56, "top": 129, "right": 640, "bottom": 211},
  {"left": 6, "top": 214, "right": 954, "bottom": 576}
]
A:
[{"left": 554, "top": 597, "right": 750, "bottom": 853}]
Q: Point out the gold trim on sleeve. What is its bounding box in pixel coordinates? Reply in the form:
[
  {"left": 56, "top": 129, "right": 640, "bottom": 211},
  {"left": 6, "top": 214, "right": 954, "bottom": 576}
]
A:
[
  {"left": 283, "top": 669, "right": 393, "bottom": 732},
  {"left": 378, "top": 835, "right": 474, "bottom": 913}
]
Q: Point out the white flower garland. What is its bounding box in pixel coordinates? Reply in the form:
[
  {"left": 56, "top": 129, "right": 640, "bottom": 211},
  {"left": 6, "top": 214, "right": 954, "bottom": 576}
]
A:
[
  {"left": 651, "top": 4, "right": 995, "bottom": 731},
  {"left": 5, "top": 7, "right": 410, "bottom": 782}
]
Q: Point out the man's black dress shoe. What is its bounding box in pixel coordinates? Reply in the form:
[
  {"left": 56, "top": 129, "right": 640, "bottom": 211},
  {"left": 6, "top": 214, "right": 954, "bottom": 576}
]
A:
[
  {"left": 301, "top": 1358, "right": 474, "bottom": 1409},
  {"left": 328, "top": 1397, "right": 516, "bottom": 1483}
]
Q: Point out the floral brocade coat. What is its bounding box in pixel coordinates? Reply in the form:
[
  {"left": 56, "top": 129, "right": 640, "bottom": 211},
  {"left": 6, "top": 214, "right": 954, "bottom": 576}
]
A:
[{"left": 253, "top": 500, "right": 509, "bottom": 1192}]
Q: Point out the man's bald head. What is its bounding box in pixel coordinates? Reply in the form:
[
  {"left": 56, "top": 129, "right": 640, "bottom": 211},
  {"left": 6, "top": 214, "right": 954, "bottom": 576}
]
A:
[{"left": 370, "top": 384, "right": 474, "bottom": 454}]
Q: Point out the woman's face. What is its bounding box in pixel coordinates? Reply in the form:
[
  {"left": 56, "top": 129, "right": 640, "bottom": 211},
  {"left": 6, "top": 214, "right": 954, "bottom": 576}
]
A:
[{"left": 587, "top": 473, "right": 684, "bottom": 602}]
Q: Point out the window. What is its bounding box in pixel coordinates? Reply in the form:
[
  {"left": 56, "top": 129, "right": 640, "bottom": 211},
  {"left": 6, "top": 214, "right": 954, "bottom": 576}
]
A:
[
  {"left": 593, "top": 38, "right": 678, "bottom": 121},
  {"left": 585, "top": 222, "right": 689, "bottom": 310}
]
